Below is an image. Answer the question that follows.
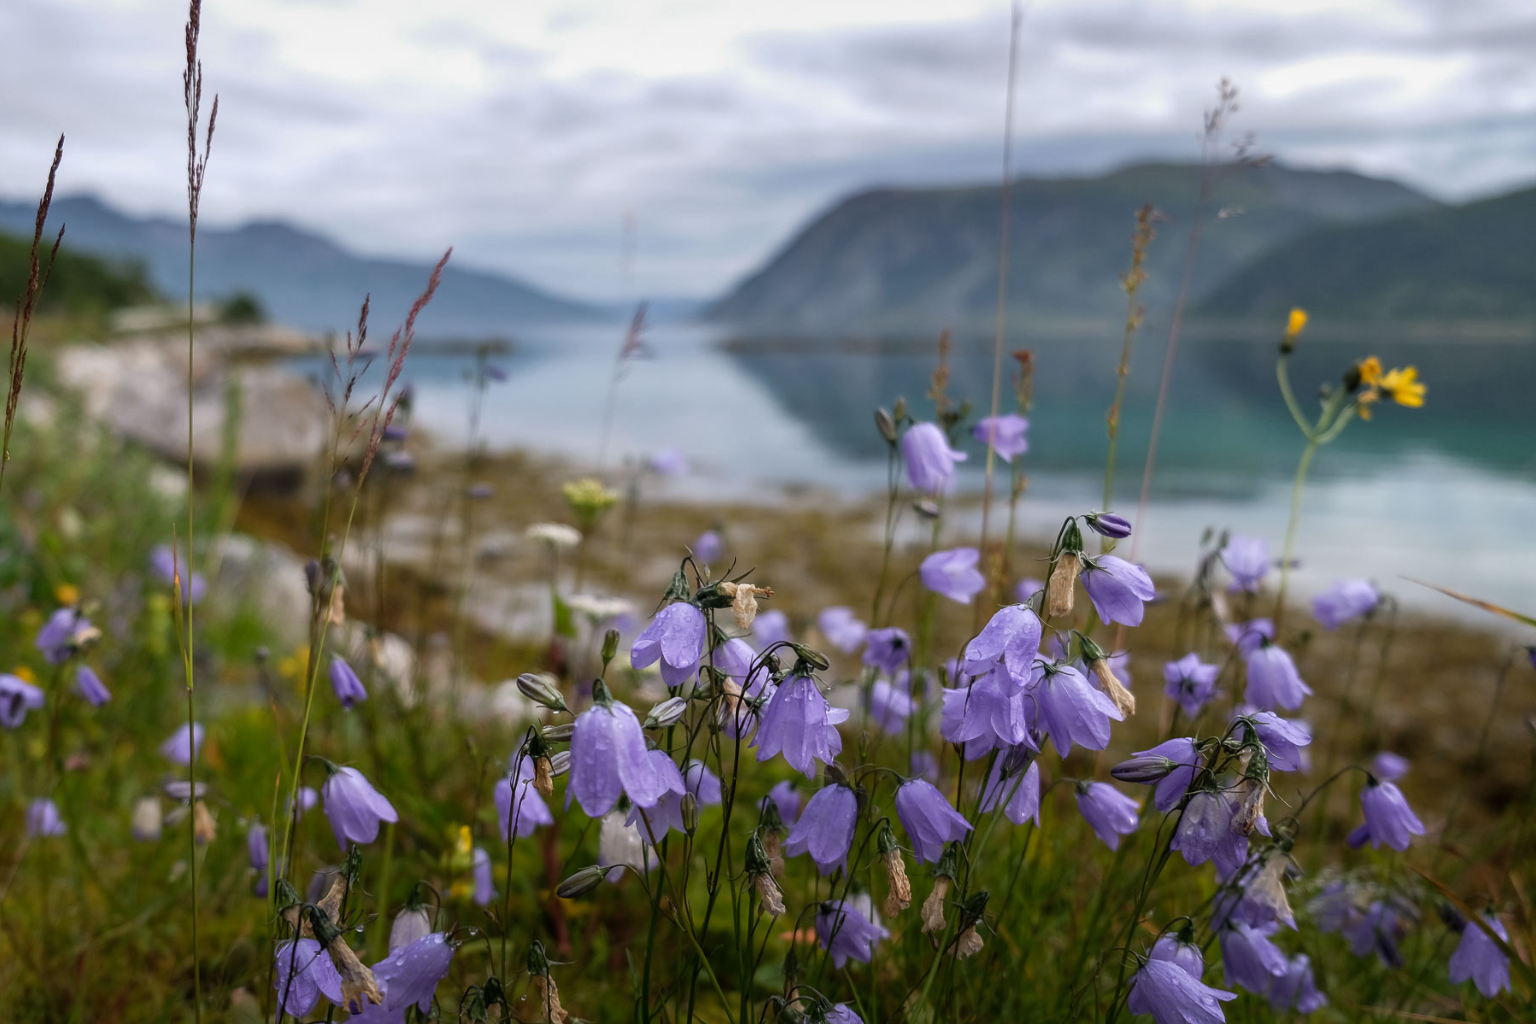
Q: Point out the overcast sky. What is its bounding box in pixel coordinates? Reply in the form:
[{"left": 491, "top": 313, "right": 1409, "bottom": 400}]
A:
[{"left": 3, "top": 0, "right": 1533, "bottom": 301}]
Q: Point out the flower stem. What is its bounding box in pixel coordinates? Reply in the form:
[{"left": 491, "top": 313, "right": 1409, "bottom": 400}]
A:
[{"left": 1273, "top": 438, "right": 1317, "bottom": 635}]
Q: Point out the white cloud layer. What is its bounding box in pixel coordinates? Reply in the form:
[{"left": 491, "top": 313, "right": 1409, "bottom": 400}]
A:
[{"left": 2, "top": 0, "right": 1533, "bottom": 299}]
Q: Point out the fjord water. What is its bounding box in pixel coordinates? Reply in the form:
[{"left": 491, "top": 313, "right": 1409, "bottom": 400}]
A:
[{"left": 318, "top": 320, "right": 1536, "bottom": 623}]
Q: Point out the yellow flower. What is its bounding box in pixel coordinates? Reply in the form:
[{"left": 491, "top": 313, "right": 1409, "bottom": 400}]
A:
[
  {"left": 1379, "top": 366, "right": 1425, "bottom": 408},
  {"left": 1285, "top": 308, "right": 1308, "bottom": 338},
  {"left": 1357, "top": 356, "right": 1382, "bottom": 386},
  {"left": 55, "top": 584, "right": 79, "bottom": 607},
  {"left": 453, "top": 824, "right": 473, "bottom": 858},
  {"left": 12, "top": 666, "right": 36, "bottom": 685}
]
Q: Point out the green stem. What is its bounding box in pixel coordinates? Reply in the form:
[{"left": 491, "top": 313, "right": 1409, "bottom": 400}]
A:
[{"left": 1273, "top": 439, "right": 1316, "bottom": 635}]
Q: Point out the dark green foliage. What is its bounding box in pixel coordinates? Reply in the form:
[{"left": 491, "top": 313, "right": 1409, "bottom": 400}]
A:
[{"left": 0, "top": 229, "right": 158, "bottom": 315}]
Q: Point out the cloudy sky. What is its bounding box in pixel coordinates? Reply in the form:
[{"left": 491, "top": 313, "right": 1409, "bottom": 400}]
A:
[{"left": 2, "top": 0, "right": 1533, "bottom": 301}]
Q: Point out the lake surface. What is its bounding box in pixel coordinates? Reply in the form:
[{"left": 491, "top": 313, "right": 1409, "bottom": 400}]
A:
[{"left": 297, "top": 320, "right": 1536, "bottom": 626}]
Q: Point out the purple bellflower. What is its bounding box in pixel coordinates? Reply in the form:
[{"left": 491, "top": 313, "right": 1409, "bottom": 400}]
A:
[
  {"left": 1151, "top": 934, "right": 1205, "bottom": 978},
  {"left": 25, "top": 797, "right": 66, "bottom": 838},
  {"left": 1221, "top": 535, "right": 1271, "bottom": 592},
  {"left": 1163, "top": 653, "right": 1219, "bottom": 719},
  {"left": 0, "top": 674, "right": 45, "bottom": 728},
  {"left": 330, "top": 655, "right": 368, "bottom": 709},
  {"left": 979, "top": 747, "right": 1041, "bottom": 826},
  {"left": 1313, "top": 578, "right": 1379, "bottom": 630},
  {"left": 763, "top": 780, "right": 800, "bottom": 827},
  {"left": 1085, "top": 512, "right": 1133, "bottom": 539},
  {"left": 160, "top": 721, "right": 205, "bottom": 764},
  {"left": 73, "top": 665, "right": 111, "bottom": 706},
  {"left": 867, "top": 679, "right": 913, "bottom": 734},
  {"left": 1219, "top": 922, "right": 1288, "bottom": 993},
  {"left": 1171, "top": 786, "right": 1234, "bottom": 866},
  {"left": 1015, "top": 576, "right": 1045, "bottom": 603},
  {"left": 1112, "top": 737, "right": 1200, "bottom": 812},
  {"left": 1236, "top": 709, "right": 1312, "bottom": 772},
  {"left": 754, "top": 609, "right": 791, "bottom": 647},
  {"left": 693, "top": 530, "right": 723, "bottom": 564},
  {"left": 920, "top": 547, "right": 986, "bottom": 604},
  {"left": 713, "top": 635, "right": 757, "bottom": 679},
  {"left": 649, "top": 448, "right": 688, "bottom": 476},
  {"left": 756, "top": 673, "right": 848, "bottom": 776},
  {"left": 862, "top": 626, "right": 912, "bottom": 675},
  {"left": 902, "top": 421, "right": 967, "bottom": 494},
  {"left": 248, "top": 820, "right": 269, "bottom": 897},
  {"left": 273, "top": 940, "right": 343, "bottom": 1018},
  {"left": 784, "top": 783, "right": 857, "bottom": 875},
  {"left": 1351, "top": 778, "right": 1425, "bottom": 851},
  {"left": 1036, "top": 663, "right": 1123, "bottom": 757},
  {"left": 816, "top": 899, "right": 889, "bottom": 968},
  {"left": 963, "top": 604, "right": 1043, "bottom": 681},
  {"left": 1128, "top": 956, "right": 1236, "bottom": 1023},
  {"left": 895, "top": 779, "right": 972, "bottom": 863},
  {"left": 36, "top": 607, "right": 92, "bottom": 664},
  {"left": 1371, "top": 751, "right": 1410, "bottom": 782},
  {"left": 322, "top": 766, "right": 400, "bottom": 849},
  {"left": 1344, "top": 900, "right": 1405, "bottom": 966},
  {"left": 826, "top": 1002, "right": 864, "bottom": 1024},
  {"left": 1244, "top": 642, "right": 1311, "bottom": 711},
  {"left": 569, "top": 685, "right": 669, "bottom": 816},
  {"left": 972, "top": 414, "right": 1028, "bottom": 462},
  {"left": 684, "top": 759, "right": 723, "bottom": 806},
  {"left": 355, "top": 932, "right": 456, "bottom": 1020},
  {"left": 941, "top": 666, "right": 1032, "bottom": 759},
  {"left": 1449, "top": 915, "right": 1511, "bottom": 998},
  {"left": 1080, "top": 555, "right": 1157, "bottom": 627},
  {"left": 627, "top": 750, "right": 689, "bottom": 840},
  {"left": 471, "top": 848, "right": 495, "bottom": 906},
  {"left": 1268, "top": 953, "right": 1328, "bottom": 1013},
  {"left": 1225, "top": 618, "right": 1274, "bottom": 658},
  {"left": 817, "top": 606, "right": 868, "bottom": 654},
  {"left": 495, "top": 756, "right": 554, "bottom": 840},
  {"left": 151, "top": 545, "right": 207, "bottom": 604},
  {"left": 1076, "top": 781, "right": 1140, "bottom": 850},
  {"left": 630, "top": 603, "right": 707, "bottom": 688}
]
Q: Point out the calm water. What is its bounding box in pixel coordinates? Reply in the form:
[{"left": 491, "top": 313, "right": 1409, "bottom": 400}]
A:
[{"left": 300, "top": 320, "right": 1536, "bottom": 625}]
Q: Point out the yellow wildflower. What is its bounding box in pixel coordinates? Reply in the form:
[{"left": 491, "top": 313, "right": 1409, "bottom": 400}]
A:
[
  {"left": 55, "top": 583, "right": 79, "bottom": 607},
  {"left": 12, "top": 666, "right": 36, "bottom": 685},
  {"left": 1284, "top": 308, "right": 1307, "bottom": 339},
  {"left": 1379, "top": 366, "right": 1425, "bottom": 408},
  {"left": 1357, "top": 356, "right": 1382, "bottom": 386}
]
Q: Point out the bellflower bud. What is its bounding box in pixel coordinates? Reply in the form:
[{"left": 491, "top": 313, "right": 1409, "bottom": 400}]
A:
[
  {"left": 601, "top": 628, "right": 620, "bottom": 667},
  {"left": 874, "top": 407, "right": 898, "bottom": 445},
  {"left": 517, "top": 674, "right": 568, "bottom": 713},
  {"left": 644, "top": 696, "right": 688, "bottom": 730},
  {"left": 1084, "top": 512, "right": 1133, "bottom": 539},
  {"left": 555, "top": 866, "right": 608, "bottom": 899}
]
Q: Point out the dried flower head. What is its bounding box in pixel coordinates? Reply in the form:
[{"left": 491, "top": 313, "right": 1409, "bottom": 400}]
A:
[
  {"left": 921, "top": 876, "right": 951, "bottom": 936},
  {"left": 1047, "top": 551, "right": 1081, "bottom": 620},
  {"left": 956, "top": 924, "right": 985, "bottom": 959},
  {"left": 719, "top": 581, "right": 774, "bottom": 630}
]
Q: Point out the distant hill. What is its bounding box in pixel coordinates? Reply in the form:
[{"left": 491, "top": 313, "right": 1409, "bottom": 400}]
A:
[
  {"left": 0, "top": 227, "right": 158, "bottom": 316},
  {"left": 707, "top": 162, "right": 1437, "bottom": 334},
  {"left": 1196, "top": 185, "right": 1536, "bottom": 324},
  {"left": 0, "top": 195, "right": 606, "bottom": 336}
]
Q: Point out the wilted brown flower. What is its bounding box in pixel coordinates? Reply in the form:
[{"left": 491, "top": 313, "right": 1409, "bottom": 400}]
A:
[{"left": 1047, "top": 552, "right": 1081, "bottom": 620}]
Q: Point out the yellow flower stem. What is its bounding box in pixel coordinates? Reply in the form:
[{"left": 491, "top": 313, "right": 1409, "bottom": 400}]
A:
[
  {"left": 1275, "top": 357, "right": 1314, "bottom": 439},
  {"left": 1273, "top": 438, "right": 1316, "bottom": 635}
]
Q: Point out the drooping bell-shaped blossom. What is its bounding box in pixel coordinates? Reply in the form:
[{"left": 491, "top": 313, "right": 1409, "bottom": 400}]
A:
[
  {"left": 754, "top": 609, "right": 791, "bottom": 647},
  {"left": 911, "top": 749, "right": 940, "bottom": 783},
  {"left": 817, "top": 606, "right": 868, "bottom": 654},
  {"left": 1036, "top": 663, "right": 1123, "bottom": 757},
  {"left": 151, "top": 545, "right": 207, "bottom": 604},
  {"left": 1267, "top": 953, "right": 1327, "bottom": 1013},
  {"left": 1313, "top": 579, "right": 1379, "bottom": 630},
  {"left": 1371, "top": 751, "right": 1410, "bottom": 782},
  {"left": 1211, "top": 795, "right": 1269, "bottom": 879},
  {"left": 920, "top": 548, "right": 986, "bottom": 605},
  {"left": 867, "top": 679, "right": 913, "bottom": 734},
  {"left": 1112, "top": 737, "right": 1200, "bottom": 812},
  {"left": 470, "top": 848, "right": 496, "bottom": 906},
  {"left": 712, "top": 636, "right": 757, "bottom": 679},
  {"left": 36, "top": 607, "right": 92, "bottom": 664},
  {"left": 692, "top": 529, "right": 723, "bottom": 564},
  {"left": 895, "top": 779, "right": 972, "bottom": 863},
  {"left": 972, "top": 414, "right": 1028, "bottom": 462},
  {"left": 1220, "top": 535, "right": 1270, "bottom": 592},
  {"left": 160, "top": 722, "right": 205, "bottom": 764},
  {"left": 1244, "top": 642, "right": 1311, "bottom": 711},
  {"left": 73, "top": 665, "right": 111, "bottom": 707},
  {"left": 862, "top": 627, "right": 912, "bottom": 675},
  {"left": 902, "top": 422, "right": 967, "bottom": 495},
  {"left": 322, "top": 766, "right": 399, "bottom": 849},
  {"left": 784, "top": 783, "right": 858, "bottom": 875},
  {"left": 649, "top": 448, "right": 688, "bottom": 476},
  {"left": 599, "top": 806, "right": 650, "bottom": 881},
  {"left": 1163, "top": 653, "right": 1219, "bottom": 719},
  {"left": 25, "top": 798, "right": 66, "bottom": 838},
  {"left": 1344, "top": 900, "right": 1405, "bottom": 966},
  {"left": 963, "top": 604, "right": 1043, "bottom": 681},
  {"left": 816, "top": 899, "right": 889, "bottom": 968},
  {"left": 1150, "top": 934, "right": 1205, "bottom": 978},
  {"left": 1080, "top": 556, "right": 1157, "bottom": 627},
  {"left": 1224, "top": 619, "right": 1274, "bottom": 658},
  {"left": 1128, "top": 957, "right": 1237, "bottom": 1023},
  {"left": 1075, "top": 782, "right": 1140, "bottom": 850},
  {"left": 630, "top": 603, "right": 707, "bottom": 688},
  {"left": 330, "top": 656, "right": 368, "bottom": 709},
  {"left": 273, "top": 939, "right": 343, "bottom": 1018},
  {"left": 495, "top": 756, "right": 554, "bottom": 840},
  {"left": 1235, "top": 709, "right": 1312, "bottom": 772},
  {"left": 1015, "top": 576, "right": 1045, "bottom": 604},
  {"left": 388, "top": 906, "right": 432, "bottom": 954},
  {"left": 763, "top": 780, "right": 800, "bottom": 827},
  {"left": 979, "top": 747, "right": 1040, "bottom": 825},
  {"left": 1352, "top": 778, "right": 1425, "bottom": 851},
  {"left": 248, "top": 821, "right": 269, "bottom": 897},
  {"left": 569, "top": 686, "right": 668, "bottom": 816},
  {"left": 941, "top": 666, "right": 1032, "bottom": 759},
  {"left": 627, "top": 750, "right": 689, "bottom": 840},
  {"left": 360, "top": 932, "right": 456, "bottom": 1019},
  {"left": 1171, "top": 787, "right": 1233, "bottom": 866},
  {"left": 0, "top": 674, "right": 45, "bottom": 728},
  {"left": 683, "top": 760, "right": 722, "bottom": 806},
  {"left": 755, "top": 673, "right": 848, "bottom": 776},
  {"left": 1219, "top": 923, "right": 1288, "bottom": 993},
  {"left": 1449, "top": 915, "right": 1511, "bottom": 998},
  {"left": 1216, "top": 848, "right": 1294, "bottom": 931},
  {"left": 293, "top": 786, "right": 319, "bottom": 817},
  {"left": 826, "top": 1002, "right": 864, "bottom": 1024}
]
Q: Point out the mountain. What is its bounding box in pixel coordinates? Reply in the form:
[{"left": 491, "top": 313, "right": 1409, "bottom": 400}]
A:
[
  {"left": 707, "top": 162, "right": 1438, "bottom": 334},
  {"left": 1196, "top": 185, "right": 1536, "bottom": 324},
  {"left": 0, "top": 195, "right": 606, "bottom": 336}
]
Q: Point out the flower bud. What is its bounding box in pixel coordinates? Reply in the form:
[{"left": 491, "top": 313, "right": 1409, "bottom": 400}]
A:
[
  {"left": 548, "top": 750, "right": 572, "bottom": 777},
  {"left": 680, "top": 793, "right": 699, "bottom": 835},
  {"left": 874, "top": 407, "right": 897, "bottom": 444},
  {"left": 1110, "top": 753, "right": 1176, "bottom": 785},
  {"left": 555, "top": 865, "right": 607, "bottom": 899},
  {"left": 912, "top": 499, "right": 941, "bottom": 520},
  {"left": 789, "top": 643, "right": 829, "bottom": 673},
  {"left": 517, "top": 674, "right": 568, "bottom": 713},
  {"left": 601, "top": 628, "right": 620, "bottom": 666},
  {"left": 1084, "top": 512, "right": 1132, "bottom": 539},
  {"left": 1279, "top": 307, "right": 1307, "bottom": 355},
  {"left": 389, "top": 905, "right": 432, "bottom": 954},
  {"left": 644, "top": 696, "right": 688, "bottom": 730},
  {"left": 542, "top": 722, "right": 575, "bottom": 742},
  {"left": 1046, "top": 551, "right": 1081, "bottom": 620}
]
